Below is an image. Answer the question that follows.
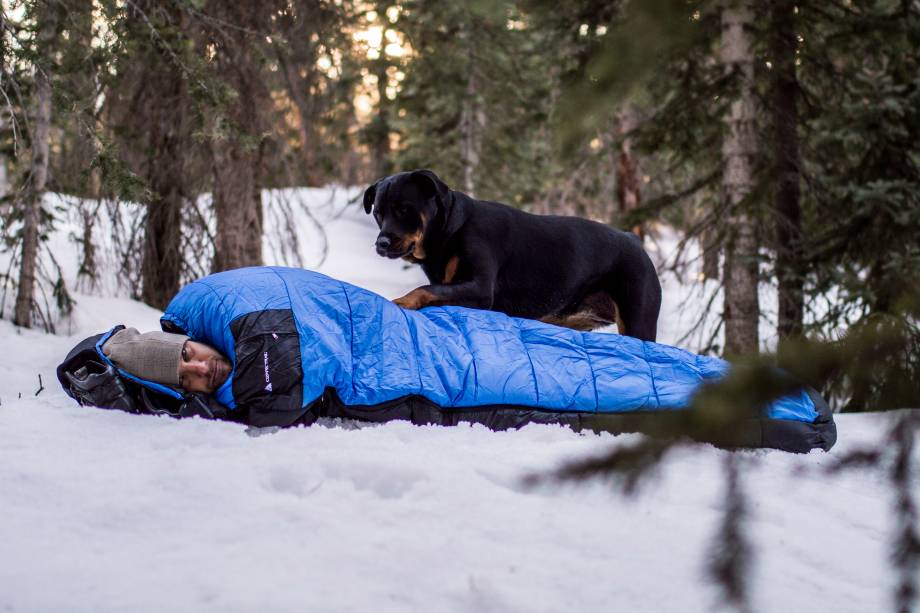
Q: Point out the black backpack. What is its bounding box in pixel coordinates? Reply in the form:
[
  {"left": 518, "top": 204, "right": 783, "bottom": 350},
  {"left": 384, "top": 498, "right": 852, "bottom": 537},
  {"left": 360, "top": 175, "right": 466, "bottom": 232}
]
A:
[{"left": 57, "top": 325, "right": 231, "bottom": 421}]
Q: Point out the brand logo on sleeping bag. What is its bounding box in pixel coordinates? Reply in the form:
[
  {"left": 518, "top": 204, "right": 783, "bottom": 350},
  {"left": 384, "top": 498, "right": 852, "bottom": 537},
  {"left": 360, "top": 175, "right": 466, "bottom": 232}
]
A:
[{"left": 263, "top": 351, "right": 273, "bottom": 392}]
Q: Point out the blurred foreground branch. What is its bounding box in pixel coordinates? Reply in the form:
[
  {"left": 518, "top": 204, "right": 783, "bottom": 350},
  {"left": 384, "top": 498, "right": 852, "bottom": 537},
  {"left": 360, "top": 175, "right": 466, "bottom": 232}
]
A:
[{"left": 533, "top": 290, "right": 919, "bottom": 612}]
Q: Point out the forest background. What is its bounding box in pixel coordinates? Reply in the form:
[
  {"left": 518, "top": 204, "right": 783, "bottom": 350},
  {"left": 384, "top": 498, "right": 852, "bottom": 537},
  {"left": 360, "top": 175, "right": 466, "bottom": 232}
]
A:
[{"left": 0, "top": 2, "right": 918, "bottom": 611}]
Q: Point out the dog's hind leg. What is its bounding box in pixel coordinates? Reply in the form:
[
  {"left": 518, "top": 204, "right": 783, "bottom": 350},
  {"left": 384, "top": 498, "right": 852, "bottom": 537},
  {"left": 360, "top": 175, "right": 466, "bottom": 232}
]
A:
[
  {"left": 611, "top": 276, "right": 661, "bottom": 342},
  {"left": 540, "top": 311, "right": 612, "bottom": 331},
  {"left": 540, "top": 291, "right": 619, "bottom": 332}
]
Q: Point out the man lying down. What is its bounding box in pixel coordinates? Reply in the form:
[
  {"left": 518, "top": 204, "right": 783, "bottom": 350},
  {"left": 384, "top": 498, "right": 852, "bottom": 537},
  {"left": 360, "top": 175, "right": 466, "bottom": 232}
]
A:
[{"left": 57, "top": 266, "right": 836, "bottom": 453}]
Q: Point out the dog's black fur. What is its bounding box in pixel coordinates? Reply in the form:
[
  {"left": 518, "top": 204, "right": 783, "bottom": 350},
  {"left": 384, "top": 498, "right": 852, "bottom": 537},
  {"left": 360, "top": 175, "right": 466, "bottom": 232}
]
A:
[{"left": 363, "top": 169, "right": 662, "bottom": 341}]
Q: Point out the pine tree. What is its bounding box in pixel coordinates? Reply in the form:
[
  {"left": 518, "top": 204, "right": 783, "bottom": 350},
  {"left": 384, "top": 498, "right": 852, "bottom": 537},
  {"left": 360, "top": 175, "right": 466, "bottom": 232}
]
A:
[
  {"left": 360, "top": 2, "right": 399, "bottom": 180},
  {"left": 720, "top": 4, "right": 759, "bottom": 355},
  {"left": 104, "top": 0, "right": 194, "bottom": 309},
  {"left": 795, "top": 0, "right": 920, "bottom": 409},
  {"left": 393, "top": 0, "right": 554, "bottom": 204},
  {"left": 201, "top": 1, "right": 278, "bottom": 272},
  {"left": 271, "top": 0, "right": 361, "bottom": 186},
  {"left": 769, "top": 0, "right": 803, "bottom": 340},
  {"left": 14, "top": 0, "right": 62, "bottom": 328}
]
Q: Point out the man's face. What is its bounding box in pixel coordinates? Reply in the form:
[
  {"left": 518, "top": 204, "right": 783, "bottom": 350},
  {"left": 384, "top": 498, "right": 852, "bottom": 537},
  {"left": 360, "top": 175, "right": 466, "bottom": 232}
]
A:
[{"left": 178, "top": 341, "right": 231, "bottom": 394}]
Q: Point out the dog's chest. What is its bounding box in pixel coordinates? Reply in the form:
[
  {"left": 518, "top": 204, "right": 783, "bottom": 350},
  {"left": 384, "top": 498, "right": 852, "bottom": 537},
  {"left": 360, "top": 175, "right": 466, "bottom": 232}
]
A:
[{"left": 424, "top": 255, "right": 464, "bottom": 284}]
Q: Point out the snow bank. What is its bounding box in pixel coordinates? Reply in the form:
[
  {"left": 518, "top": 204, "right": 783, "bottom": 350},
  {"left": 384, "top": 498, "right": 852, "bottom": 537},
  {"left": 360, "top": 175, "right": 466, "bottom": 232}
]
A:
[{"left": 0, "top": 364, "right": 899, "bottom": 613}]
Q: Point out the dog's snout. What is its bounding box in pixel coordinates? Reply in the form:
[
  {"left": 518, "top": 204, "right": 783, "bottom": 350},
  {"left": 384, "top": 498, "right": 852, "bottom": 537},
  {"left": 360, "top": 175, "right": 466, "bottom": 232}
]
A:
[{"left": 375, "top": 235, "right": 391, "bottom": 250}]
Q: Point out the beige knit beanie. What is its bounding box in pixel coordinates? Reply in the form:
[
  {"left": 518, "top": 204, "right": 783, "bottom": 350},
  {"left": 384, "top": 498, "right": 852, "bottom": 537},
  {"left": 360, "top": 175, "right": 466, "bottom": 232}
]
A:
[{"left": 102, "top": 327, "right": 188, "bottom": 387}]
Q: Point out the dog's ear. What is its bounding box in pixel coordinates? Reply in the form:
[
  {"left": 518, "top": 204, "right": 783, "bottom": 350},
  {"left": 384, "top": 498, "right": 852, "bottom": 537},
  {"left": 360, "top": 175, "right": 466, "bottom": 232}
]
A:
[
  {"left": 410, "top": 169, "right": 450, "bottom": 207},
  {"left": 362, "top": 180, "right": 379, "bottom": 214}
]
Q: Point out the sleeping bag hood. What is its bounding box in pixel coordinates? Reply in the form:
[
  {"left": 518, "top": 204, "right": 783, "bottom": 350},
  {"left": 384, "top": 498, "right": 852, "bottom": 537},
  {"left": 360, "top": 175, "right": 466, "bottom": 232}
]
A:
[{"left": 56, "top": 325, "right": 230, "bottom": 421}]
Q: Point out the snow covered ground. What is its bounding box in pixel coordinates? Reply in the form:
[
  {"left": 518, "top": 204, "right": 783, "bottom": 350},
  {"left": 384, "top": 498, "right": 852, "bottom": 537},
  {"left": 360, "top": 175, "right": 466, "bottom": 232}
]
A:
[{"left": 0, "top": 188, "right": 913, "bottom": 612}]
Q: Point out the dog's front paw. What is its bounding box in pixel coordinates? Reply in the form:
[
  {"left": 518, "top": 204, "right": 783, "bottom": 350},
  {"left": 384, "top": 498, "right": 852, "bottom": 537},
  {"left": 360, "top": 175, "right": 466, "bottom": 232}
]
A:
[
  {"left": 393, "top": 295, "right": 417, "bottom": 309},
  {"left": 394, "top": 288, "right": 436, "bottom": 310}
]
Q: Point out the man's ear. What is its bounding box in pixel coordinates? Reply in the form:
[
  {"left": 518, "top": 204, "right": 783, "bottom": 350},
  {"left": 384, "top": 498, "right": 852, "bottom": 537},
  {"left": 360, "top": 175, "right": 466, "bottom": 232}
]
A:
[
  {"left": 410, "top": 169, "right": 450, "bottom": 208},
  {"left": 362, "top": 180, "right": 379, "bottom": 214}
]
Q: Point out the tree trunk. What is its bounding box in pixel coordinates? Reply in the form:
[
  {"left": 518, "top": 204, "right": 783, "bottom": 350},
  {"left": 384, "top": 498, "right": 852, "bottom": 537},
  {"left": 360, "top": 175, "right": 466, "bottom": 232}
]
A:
[
  {"left": 56, "top": 0, "right": 98, "bottom": 198},
  {"left": 61, "top": 0, "right": 102, "bottom": 288},
  {"left": 0, "top": 1, "right": 8, "bottom": 204},
  {"left": 720, "top": 6, "right": 760, "bottom": 355},
  {"left": 0, "top": 113, "right": 8, "bottom": 203},
  {"left": 279, "top": 52, "right": 321, "bottom": 185},
  {"left": 615, "top": 106, "right": 644, "bottom": 238},
  {"left": 274, "top": 2, "right": 324, "bottom": 186},
  {"left": 370, "top": 55, "right": 392, "bottom": 180},
  {"left": 207, "top": 2, "right": 271, "bottom": 272},
  {"left": 459, "top": 45, "right": 484, "bottom": 197},
  {"left": 771, "top": 0, "right": 803, "bottom": 340},
  {"left": 0, "top": 7, "right": 8, "bottom": 210},
  {"left": 14, "top": 2, "right": 59, "bottom": 328},
  {"left": 141, "top": 132, "right": 185, "bottom": 309},
  {"left": 131, "top": 0, "right": 188, "bottom": 309},
  {"left": 701, "top": 226, "right": 720, "bottom": 280},
  {"left": 212, "top": 141, "right": 265, "bottom": 272}
]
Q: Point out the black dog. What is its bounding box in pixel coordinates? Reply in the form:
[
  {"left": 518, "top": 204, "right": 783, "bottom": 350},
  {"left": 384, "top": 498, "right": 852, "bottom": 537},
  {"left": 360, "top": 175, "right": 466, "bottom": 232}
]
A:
[{"left": 363, "top": 169, "right": 661, "bottom": 341}]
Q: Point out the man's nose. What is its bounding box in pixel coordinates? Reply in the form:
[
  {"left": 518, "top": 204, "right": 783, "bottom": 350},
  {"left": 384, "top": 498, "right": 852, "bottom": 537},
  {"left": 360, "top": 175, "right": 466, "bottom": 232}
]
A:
[
  {"left": 376, "top": 235, "right": 391, "bottom": 250},
  {"left": 186, "top": 361, "right": 209, "bottom": 375}
]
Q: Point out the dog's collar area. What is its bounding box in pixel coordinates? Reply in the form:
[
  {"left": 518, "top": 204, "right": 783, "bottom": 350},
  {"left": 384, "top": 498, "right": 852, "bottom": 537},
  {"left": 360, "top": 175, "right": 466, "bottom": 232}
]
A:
[{"left": 437, "top": 192, "right": 463, "bottom": 236}]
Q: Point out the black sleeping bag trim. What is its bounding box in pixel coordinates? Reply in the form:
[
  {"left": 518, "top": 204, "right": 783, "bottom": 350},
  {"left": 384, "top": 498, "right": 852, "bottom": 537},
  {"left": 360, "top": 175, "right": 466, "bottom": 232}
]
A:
[
  {"left": 299, "top": 387, "right": 837, "bottom": 453},
  {"left": 228, "top": 309, "right": 305, "bottom": 428}
]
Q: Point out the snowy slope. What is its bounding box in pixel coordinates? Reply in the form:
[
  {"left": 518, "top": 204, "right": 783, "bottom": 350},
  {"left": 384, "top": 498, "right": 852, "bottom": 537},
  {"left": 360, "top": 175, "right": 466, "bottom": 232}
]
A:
[{"left": 0, "top": 188, "right": 911, "bottom": 613}]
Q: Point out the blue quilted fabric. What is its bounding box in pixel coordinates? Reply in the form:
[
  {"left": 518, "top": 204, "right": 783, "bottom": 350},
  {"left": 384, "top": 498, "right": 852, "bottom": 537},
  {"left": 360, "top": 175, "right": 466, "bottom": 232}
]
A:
[{"left": 161, "top": 266, "right": 818, "bottom": 423}]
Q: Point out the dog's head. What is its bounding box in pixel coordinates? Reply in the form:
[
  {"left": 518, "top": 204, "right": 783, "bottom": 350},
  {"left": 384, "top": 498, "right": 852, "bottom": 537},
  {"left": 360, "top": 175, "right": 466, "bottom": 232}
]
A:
[{"left": 363, "top": 169, "right": 450, "bottom": 261}]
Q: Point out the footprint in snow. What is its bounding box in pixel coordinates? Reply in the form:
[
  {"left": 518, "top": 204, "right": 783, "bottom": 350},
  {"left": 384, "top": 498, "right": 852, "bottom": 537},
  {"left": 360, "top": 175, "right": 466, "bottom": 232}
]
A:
[
  {"left": 322, "top": 461, "right": 426, "bottom": 499},
  {"left": 266, "top": 466, "right": 323, "bottom": 498}
]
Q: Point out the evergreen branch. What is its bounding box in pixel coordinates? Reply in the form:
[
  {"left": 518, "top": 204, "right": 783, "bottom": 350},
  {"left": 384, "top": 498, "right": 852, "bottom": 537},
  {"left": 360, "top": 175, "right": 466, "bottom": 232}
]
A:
[
  {"left": 891, "top": 411, "right": 920, "bottom": 613},
  {"left": 523, "top": 435, "right": 676, "bottom": 496},
  {"left": 622, "top": 168, "right": 721, "bottom": 229},
  {"left": 707, "top": 454, "right": 752, "bottom": 613},
  {"left": 122, "top": 0, "right": 213, "bottom": 98}
]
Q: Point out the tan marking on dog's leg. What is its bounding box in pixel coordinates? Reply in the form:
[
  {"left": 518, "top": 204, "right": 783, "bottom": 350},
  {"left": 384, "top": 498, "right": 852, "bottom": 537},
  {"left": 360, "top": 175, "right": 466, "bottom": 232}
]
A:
[
  {"left": 613, "top": 301, "right": 626, "bottom": 335},
  {"left": 541, "top": 311, "right": 613, "bottom": 331},
  {"left": 394, "top": 287, "right": 437, "bottom": 310},
  {"left": 443, "top": 256, "right": 460, "bottom": 283},
  {"left": 539, "top": 314, "right": 566, "bottom": 327}
]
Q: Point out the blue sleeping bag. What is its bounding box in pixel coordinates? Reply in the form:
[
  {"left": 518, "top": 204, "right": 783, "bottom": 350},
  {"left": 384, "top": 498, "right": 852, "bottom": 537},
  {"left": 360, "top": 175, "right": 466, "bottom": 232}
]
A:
[{"left": 157, "top": 266, "right": 835, "bottom": 451}]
